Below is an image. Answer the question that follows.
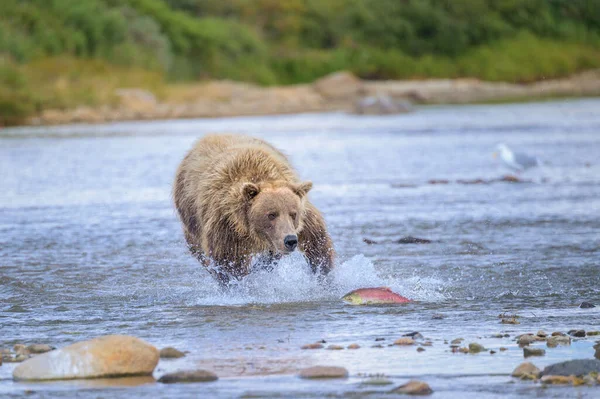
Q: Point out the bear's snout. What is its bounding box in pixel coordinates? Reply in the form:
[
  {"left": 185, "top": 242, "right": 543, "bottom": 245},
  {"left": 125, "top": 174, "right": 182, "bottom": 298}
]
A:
[{"left": 284, "top": 235, "right": 298, "bottom": 252}]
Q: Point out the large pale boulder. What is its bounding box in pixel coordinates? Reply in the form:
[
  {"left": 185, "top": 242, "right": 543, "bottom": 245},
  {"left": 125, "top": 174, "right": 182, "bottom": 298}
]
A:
[{"left": 13, "top": 335, "right": 159, "bottom": 381}]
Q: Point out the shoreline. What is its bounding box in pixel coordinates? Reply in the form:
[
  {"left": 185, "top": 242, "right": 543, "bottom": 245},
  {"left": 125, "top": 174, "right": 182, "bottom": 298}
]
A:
[{"left": 25, "top": 69, "right": 600, "bottom": 127}]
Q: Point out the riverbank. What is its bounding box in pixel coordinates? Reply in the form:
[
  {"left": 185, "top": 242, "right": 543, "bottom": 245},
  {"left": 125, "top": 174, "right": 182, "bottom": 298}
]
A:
[{"left": 25, "top": 70, "right": 600, "bottom": 126}]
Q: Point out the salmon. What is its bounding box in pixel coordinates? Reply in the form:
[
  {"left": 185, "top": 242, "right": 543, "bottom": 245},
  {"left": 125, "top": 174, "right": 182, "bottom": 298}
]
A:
[{"left": 341, "top": 287, "right": 411, "bottom": 305}]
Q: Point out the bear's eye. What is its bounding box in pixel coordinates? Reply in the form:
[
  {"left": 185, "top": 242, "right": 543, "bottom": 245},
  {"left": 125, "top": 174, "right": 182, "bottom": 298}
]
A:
[
  {"left": 290, "top": 212, "right": 297, "bottom": 220},
  {"left": 267, "top": 212, "right": 278, "bottom": 220}
]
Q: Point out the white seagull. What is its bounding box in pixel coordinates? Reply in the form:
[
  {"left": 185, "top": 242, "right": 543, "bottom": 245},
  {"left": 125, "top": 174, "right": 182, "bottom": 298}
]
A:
[{"left": 493, "top": 143, "right": 539, "bottom": 172}]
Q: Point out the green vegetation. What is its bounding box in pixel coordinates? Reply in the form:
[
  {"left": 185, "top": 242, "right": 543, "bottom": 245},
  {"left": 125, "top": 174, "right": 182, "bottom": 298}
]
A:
[{"left": 1, "top": 0, "right": 600, "bottom": 124}]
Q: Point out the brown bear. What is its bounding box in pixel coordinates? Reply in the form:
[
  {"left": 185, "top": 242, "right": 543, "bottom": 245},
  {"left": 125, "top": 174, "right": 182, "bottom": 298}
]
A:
[{"left": 173, "top": 134, "right": 334, "bottom": 285}]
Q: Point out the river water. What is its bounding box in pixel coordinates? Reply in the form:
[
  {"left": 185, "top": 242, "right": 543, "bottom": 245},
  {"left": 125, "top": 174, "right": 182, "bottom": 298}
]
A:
[{"left": 1, "top": 99, "right": 599, "bottom": 398}]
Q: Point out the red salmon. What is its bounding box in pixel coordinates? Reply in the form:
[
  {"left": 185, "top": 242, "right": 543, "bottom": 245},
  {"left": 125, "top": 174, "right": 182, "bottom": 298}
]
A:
[{"left": 342, "top": 287, "right": 411, "bottom": 305}]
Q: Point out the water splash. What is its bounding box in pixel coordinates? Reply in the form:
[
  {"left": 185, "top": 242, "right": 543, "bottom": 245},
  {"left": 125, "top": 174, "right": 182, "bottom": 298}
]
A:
[{"left": 186, "top": 253, "right": 449, "bottom": 306}]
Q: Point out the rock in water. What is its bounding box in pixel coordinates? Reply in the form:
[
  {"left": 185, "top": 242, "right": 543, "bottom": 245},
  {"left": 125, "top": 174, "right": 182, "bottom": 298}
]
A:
[
  {"left": 391, "top": 380, "right": 433, "bottom": 395},
  {"left": 523, "top": 347, "right": 546, "bottom": 357},
  {"left": 298, "top": 366, "right": 348, "bottom": 379},
  {"left": 27, "top": 344, "right": 54, "bottom": 354},
  {"left": 13, "top": 335, "right": 159, "bottom": 381},
  {"left": 512, "top": 362, "right": 541, "bottom": 379},
  {"left": 158, "top": 370, "right": 217, "bottom": 383},
  {"left": 541, "top": 359, "right": 600, "bottom": 377},
  {"left": 159, "top": 347, "right": 185, "bottom": 359},
  {"left": 579, "top": 301, "right": 595, "bottom": 308}
]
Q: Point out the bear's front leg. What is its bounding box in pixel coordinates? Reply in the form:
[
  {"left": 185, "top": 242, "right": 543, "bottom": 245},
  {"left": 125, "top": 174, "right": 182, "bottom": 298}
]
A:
[{"left": 298, "top": 203, "right": 335, "bottom": 274}]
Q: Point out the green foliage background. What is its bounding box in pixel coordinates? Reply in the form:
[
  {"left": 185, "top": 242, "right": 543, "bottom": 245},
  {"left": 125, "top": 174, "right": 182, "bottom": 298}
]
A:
[{"left": 1, "top": 0, "right": 600, "bottom": 124}]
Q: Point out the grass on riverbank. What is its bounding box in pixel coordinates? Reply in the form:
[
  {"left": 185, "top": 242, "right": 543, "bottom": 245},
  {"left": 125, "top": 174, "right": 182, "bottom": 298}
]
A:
[{"left": 2, "top": 34, "right": 600, "bottom": 126}]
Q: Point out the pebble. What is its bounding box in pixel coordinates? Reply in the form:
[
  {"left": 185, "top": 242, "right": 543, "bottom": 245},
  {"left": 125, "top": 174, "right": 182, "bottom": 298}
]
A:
[
  {"left": 26, "top": 344, "right": 54, "bottom": 354},
  {"left": 499, "top": 347, "right": 508, "bottom": 351},
  {"left": 375, "top": 337, "right": 385, "bottom": 341},
  {"left": 512, "top": 362, "right": 540, "bottom": 379},
  {"left": 523, "top": 347, "right": 546, "bottom": 357},
  {"left": 551, "top": 331, "right": 566, "bottom": 336},
  {"left": 422, "top": 341, "right": 433, "bottom": 347},
  {"left": 301, "top": 343, "right": 324, "bottom": 350},
  {"left": 158, "top": 370, "right": 218, "bottom": 383},
  {"left": 468, "top": 343, "right": 485, "bottom": 354},
  {"left": 501, "top": 318, "right": 519, "bottom": 324},
  {"left": 371, "top": 344, "right": 384, "bottom": 348},
  {"left": 390, "top": 380, "right": 433, "bottom": 395},
  {"left": 491, "top": 334, "right": 503, "bottom": 338},
  {"left": 450, "top": 338, "right": 464, "bottom": 345},
  {"left": 417, "top": 347, "right": 425, "bottom": 352},
  {"left": 546, "top": 335, "right": 571, "bottom": 348},
  {"left": 394, "top": 338, "right": 415, "bottom": 346},
  {"left": 159, "top": 347, "right": 185, "bottom": 359},
  {"left": 489, "top": 350, "right": 496, "bottom": 355},
  {"left": 536, "top": 330, "right": 547, "bottom": 338},
  {"left": 327, "top": 345, "right": 344, "bottom": 350},
  {"left": 579, "top": 301, "right": 595, "bottom": 308},
  {"left": 568, "top": 329, "right": 586, "bottom": 337},
  {"left": 298, "top": 366, "right": 348, "bottom": 379},
  {"left": 347, "top": 344, "right": 360, "bottom": 350}
]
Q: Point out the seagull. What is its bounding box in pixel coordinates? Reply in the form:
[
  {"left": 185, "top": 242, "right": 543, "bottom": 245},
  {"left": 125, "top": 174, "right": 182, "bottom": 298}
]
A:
[{"left": 493, "top": 143, "right": 539, "bottom": 172}]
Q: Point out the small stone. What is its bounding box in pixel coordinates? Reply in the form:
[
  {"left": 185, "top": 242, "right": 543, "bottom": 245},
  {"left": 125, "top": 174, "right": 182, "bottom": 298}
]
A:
[
  {"left": 524, "top": 347, "right": 546, "bottom": 358},
  {"left": 372, "top": 344, "right": 384, "bottom": 348},
  {"left": 13, "top": 344, "right": 29, "bottom": 356},
  {"left": 432, "top": 314, "right": 445, "bottom": 320},
  {"left": 491, "top": 334, "right": 503, "bottom": 338},
  {"left": 391, "top": 380, "right": 433, "bottom": 395},
  {"left": 517, "top": 335, "right": 536, "bottom": 346},
  {"left": 468, "top": 343, "right": 485, "bottom": 354},
  {"left": 547, "top": 335, "right": 571, "bottom": 348},
  {"left": 450, "top": 338, "right": 464, "bottom": 345},
  {"left": 301, "top": 343, "right": 324, "bottom": 350},
  {"left": 394, "top": 338, "right": 415, "bottom": 346},
  {"left": 568, "top": 329, "right": 586, "bottom": 337},
  {"left": 422, "top": 341, "right": 433, "bottom": 347},
  {"left": 499, "top": 347, "right": 508, "bottom": 351},
  {"left": 489, "top": 350, "right": 496, "bottom": 355},
  {"left": 541, "top": 375, "right": 573, "bottom": 384},
  {"left": 417, "top": 347, "right": 425, "bottom": 352},
  {"left": 512, "top": 362, "right": 541, "bottom": 378},
  {"left": 375, "top": 338, "right": 385, "bottom": 341},
  {"left": 458, "top": 347, "right": 469, "bottom": 354},
  {"left": 347, "top": 344, "right": 360, "bottom": 350},
  {"left": 536, "top": 330, "right": 547, "bottom": 338},
  {"left": 26, "top": 344, "right": 54, "bottom": 354},
  {"left": 551, "top": 332, "right": 565, "bottom": 336},
  {"left": 327, "top": 345, "right": 344, "bottom": 350},
  {"left": 580, "top": 301, "right": 595, "bottom": 309},
  {"left": 158, "top": 370, "right": 218, "bottom": 383},
  {"left": 299, "top": 366, "right": 348, "bottom": 379},
  {"left": 159, "top": 347, "right": 185, "bottom": 359},
  {"left": 501, "top": 318, "right": 519, "bottom": 324},
  {"left": 403, "top": 332, "right": 424, "bottom": 340}
]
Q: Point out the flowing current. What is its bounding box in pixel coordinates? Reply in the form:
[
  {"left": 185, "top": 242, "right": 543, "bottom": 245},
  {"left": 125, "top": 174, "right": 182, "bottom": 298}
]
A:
[{"left": 1, "top": 99, "right": 599, "bottom": 398}]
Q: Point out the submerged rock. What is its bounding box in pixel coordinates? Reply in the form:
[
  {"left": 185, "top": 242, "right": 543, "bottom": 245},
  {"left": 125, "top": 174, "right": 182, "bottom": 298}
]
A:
[
  {"left": 541, "top": 359, "right": 600, "bottom": 377},
  {"left": 517, "top": 335, "right": 536, "bottom": 346},
  {"left": 301, "top": 343, "right": 324, "bottom": 350},
  {"left": 540, "top": 375, "right": 579, "bottom": 385},
  {"left": 523, "top": 347, "right": 546, "bottom": 358},
  {"left": 580, "top": 301, "right": 595, "bottom": 309},
  {"left": 159, "top": 347, "right": 185, "bottom": 359},
  {"left": 27, "top": 344, "right": 54, "bottom": 354},
  {"left": 512, "top": 362, "right": 541, "bottom": 379},
  {"left": 403, "top": 332, "right": 424, "bottom": 340},
  {"left": 158, "top": 370, "right": 217, "bottom": 383},
  {"left": 327, "top": 345, "right": 344, "bottom": 350},
  {"left": 546, "top": 335, "right": 571, "bottom": 348},
  {"left": 13, "top": 335, "right": 159, "bottom": 381},
  {"left": 396, "top": 236, "right": 432, "bottom": 244},
  {"left": 568, "top": 329, "right": 586, "bottom": 337},
  {"left": 347, "top": 344, "right": 360, "bottom": 350},
  {"left": 298, "top": 366, "right": 348, "bottom": 379},
  {"left": 391, "top": 380, "right": 433, "bottom": 395}
]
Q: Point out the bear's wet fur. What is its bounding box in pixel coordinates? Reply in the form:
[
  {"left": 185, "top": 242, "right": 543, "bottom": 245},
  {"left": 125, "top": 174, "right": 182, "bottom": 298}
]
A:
[{"left": 174, "top": 134, "right": 334, "bottom": 285}]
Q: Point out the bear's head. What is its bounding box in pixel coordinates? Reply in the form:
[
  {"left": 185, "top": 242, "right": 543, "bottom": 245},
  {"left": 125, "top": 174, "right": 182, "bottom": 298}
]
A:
[{"left": 241, "top": 180, "right": 312, "bottom": 255}]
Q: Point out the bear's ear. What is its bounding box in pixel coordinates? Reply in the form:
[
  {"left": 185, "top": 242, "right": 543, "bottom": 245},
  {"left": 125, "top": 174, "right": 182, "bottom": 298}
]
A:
[
  {"left": 293, "top": 181, "right": 313, "bottom": 198},
  {"left": 242, "top": 182, "right": 260, "bottom": 201}
]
